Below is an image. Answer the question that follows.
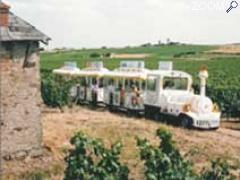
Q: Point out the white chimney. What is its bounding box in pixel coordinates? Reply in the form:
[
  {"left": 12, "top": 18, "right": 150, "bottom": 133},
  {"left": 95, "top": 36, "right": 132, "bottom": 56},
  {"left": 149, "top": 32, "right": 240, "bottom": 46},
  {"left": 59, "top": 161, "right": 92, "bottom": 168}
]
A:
[{"left": 198, "top": 67, "right": 209, "bottom": 97}]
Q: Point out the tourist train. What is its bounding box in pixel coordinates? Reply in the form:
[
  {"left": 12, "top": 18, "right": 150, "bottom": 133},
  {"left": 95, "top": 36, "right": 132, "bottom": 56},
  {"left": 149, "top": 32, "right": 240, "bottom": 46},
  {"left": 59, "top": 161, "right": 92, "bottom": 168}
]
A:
[{"left": 53, "top": 61, "right": 221, "bottom": 129}]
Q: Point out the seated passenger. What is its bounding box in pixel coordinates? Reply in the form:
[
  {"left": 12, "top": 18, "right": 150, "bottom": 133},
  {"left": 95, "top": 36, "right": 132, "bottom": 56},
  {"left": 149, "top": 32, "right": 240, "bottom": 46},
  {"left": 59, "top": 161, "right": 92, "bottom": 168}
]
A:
[{"left": 163, "top": 81, "right": 174, "bottom": 90}]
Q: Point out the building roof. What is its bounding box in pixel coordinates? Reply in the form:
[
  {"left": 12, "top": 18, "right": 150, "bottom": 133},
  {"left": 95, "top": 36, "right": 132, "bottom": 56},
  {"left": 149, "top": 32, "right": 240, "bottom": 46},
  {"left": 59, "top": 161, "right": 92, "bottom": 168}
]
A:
[{"left": 0, "top": 12, "right": 50, "bottom": 44}]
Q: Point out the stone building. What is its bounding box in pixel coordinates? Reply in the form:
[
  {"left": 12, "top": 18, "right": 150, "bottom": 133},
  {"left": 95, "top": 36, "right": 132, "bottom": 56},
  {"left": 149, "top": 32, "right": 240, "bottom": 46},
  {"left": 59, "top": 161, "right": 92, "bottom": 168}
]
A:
[{"left": 0, "top": 1, "right": 50, "bottom": 159}]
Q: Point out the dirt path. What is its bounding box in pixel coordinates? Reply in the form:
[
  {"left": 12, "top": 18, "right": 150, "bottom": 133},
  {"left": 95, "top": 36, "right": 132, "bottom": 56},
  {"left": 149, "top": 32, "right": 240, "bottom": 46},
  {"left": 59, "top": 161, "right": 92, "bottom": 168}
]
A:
[{"left": 2, "top": 106, "right": 240, "bottom": 179}]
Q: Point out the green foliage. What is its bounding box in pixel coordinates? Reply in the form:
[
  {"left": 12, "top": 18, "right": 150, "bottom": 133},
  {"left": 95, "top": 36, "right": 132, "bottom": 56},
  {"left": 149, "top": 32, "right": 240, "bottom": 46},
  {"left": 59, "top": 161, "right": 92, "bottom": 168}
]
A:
[
  {"left": 137, "top": 128, "right": 236, "bottom": 180},
  {"left": 41, "top": 70, "right": 78, "bottom": 108},
  {"left": 90, "top": 52, "right": 101, "bottom": 58},
  {"left": 200, "top": 158, "right": 236, "bottom": 180},
  {"left": 207, "top": 86, "right": 240, "bottom": 117},
  {"left": 137, "top": 128, "right": 196, "bottom": 180},
  {"left": 64, "top": 131, "right": 129, "bottom": 180},
  {"left": 173, "top": 51, "right": 197, "bottom": 58}
]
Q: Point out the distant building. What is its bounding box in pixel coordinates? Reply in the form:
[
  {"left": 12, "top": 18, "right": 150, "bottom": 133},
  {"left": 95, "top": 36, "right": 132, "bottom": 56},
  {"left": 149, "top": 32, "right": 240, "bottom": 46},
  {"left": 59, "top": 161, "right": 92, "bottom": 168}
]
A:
[{"left": 0, "top": 1, "right": 50, "bottom": 160}]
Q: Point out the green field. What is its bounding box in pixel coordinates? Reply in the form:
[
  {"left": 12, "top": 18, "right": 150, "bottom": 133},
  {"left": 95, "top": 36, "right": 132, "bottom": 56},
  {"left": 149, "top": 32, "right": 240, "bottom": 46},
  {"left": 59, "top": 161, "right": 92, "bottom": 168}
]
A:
[
  {"left": 41, "top": 45, "right": 213, "bottom": 70},
  {"left": 40, "top": 44, "right": 240, "bottom": 117}
]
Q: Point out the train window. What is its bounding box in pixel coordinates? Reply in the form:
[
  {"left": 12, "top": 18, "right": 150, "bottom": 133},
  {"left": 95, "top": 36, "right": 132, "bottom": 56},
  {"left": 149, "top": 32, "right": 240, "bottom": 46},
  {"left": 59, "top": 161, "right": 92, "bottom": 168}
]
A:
[
  {"left": 119, "top": 80, "right": 124, "bottom": 88},
  {"left": 135, "top": 81, "right": 140, "bottom": 89},
  {"left": 92, "top": 77, "right": 97, "bottom": 85},
  {"left": 103, "top": 78, "right": 108, "bottom": 87},
  {"left": 163, "top": 77, "right": 188, "bottom": 90},
  {"left": 99, "top": 78, "right": 104, "bottom": 88},
  {"left": 147, "top": 76, "right": 157, "bottom": 91},
  {"left": 80, "top": 77, "right": 86, "bottom": 86},
  {"left": 125, "top": 79, "right": 129, "bottom": 87},
  {"left": 108, "top": 78, "right": 114, "bottom": 85},
  {"left": 125, "top": 79, "right": 131, "bottom": 91},
  {"left": 118, "top": 80, "right": 123, "bottom": 91},
  {"left": 86, "top": 77, "right": 90, "bottom": 87},
  {"left": 141, "top": 80, "right": 146, "bottom": 90},
  {"left": 130, "top": 79, "right": 134, "bottom": 88}
]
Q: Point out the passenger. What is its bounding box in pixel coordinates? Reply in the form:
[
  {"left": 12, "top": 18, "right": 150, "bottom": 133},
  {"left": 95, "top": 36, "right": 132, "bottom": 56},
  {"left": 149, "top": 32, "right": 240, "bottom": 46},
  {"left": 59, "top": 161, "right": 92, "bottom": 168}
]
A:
[
  {"left": 108, "top": 81, "right": 114, "bottom": 105},
  {"left": 119, "top": 84, "right": 125, "bottom": 106},
  {"left": 164, "top": 80, "right": 174, "bottom": 90},
  {"left": 92, "top": 81, "right": 98, "bottom": 105},
  {"left": 131, "top": 85, "right": 138, "bottom": 106}
]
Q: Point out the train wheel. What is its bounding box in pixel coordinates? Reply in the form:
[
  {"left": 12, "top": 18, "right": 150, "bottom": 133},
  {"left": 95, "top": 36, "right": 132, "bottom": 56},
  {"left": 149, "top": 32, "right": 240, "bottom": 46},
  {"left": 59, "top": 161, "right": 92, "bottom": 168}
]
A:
[
  {"left": 181, "top": 117, "right": 192, "bottom": 129},
  {"left": 144, "top": 106, "right": 152, "bottom": 119},
  {"left": 127, "top": 110, "right": 132, "bottom": 117},
  {"left": 154, "top": 113, "right": 160, "bottom": 121},
  {"left": 109, "top": 105, "right": 114, "bottom": 112}
]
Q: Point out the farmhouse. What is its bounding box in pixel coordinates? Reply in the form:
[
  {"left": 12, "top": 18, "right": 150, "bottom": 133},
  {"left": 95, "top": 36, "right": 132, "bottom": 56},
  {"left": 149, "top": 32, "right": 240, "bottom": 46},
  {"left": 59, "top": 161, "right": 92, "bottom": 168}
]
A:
[{"left": 0, "top": 1, "right": 50, "bottom": 160}]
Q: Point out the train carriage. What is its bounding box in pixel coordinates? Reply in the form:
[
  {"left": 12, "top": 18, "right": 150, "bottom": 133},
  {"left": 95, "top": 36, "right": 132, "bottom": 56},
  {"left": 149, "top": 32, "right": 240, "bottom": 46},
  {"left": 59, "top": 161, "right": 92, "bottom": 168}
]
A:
[
  {"left": 73, "top": 61, "right": 109, "bottom": 104},
  {"left": 103, "top": 61, "right": 149, "bottom": 113},
  {"left": 53, "top": 61, "right": 109, "bottom": 105}
]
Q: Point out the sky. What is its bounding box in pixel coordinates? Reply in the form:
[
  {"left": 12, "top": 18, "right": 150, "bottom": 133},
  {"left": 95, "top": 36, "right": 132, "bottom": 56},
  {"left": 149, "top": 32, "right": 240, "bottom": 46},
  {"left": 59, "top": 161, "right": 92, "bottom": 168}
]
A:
[{"left": 5, "top": 0, "right": 240, "bottom": 48}]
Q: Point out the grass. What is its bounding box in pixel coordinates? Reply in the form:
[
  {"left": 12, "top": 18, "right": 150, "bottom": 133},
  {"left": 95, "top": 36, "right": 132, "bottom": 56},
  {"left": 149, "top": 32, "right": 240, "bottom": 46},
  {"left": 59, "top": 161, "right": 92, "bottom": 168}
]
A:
[{"left": 3, "top": 106, "right": 240, "bottom": 179}]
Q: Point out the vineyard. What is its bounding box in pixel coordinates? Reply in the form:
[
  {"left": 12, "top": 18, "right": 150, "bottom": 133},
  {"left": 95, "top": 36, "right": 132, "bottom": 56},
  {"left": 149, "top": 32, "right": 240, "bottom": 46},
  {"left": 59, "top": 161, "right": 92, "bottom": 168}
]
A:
[{"left": 40, "top": 44, "right": 240, "bottom": 117}]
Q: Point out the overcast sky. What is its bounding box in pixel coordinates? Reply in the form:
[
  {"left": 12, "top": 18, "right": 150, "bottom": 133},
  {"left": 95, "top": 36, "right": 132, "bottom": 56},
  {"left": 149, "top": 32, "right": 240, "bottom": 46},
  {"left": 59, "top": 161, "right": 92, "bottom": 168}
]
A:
[{"left": 5, "top": 0, "right": 240, "bottom": 48}]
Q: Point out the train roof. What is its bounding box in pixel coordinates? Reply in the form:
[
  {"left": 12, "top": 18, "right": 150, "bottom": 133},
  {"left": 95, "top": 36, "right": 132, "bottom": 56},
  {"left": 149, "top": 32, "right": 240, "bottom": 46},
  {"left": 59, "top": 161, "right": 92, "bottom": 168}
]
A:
[
  {"left": 73, "top": 67, "right": 109, "bottom": 77},
  {"left": 104, "top": 68, "right": 149, "bottom": 80},
  {"left": 53, "top": 61, "right": 109, "bottom": 77},
  {"left": 53, "top": 67, "right": 81, "bottom": 76},
  {"left": 148, "top": 70, "right": 192, "bottom": 79}
]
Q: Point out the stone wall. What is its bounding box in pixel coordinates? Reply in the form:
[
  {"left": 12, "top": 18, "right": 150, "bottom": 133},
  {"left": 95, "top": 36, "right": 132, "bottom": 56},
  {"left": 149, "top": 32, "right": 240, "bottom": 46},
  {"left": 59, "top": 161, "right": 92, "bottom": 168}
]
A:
[{"left": 0, "top": 41, "right": 43, "bottom": 160}]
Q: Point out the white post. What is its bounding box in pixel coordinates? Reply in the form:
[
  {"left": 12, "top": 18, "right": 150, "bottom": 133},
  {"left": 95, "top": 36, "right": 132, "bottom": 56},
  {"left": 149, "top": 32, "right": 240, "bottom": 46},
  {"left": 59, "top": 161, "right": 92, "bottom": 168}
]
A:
[{"left": 198, "top": 68, "right": 209, "bottom": 97}]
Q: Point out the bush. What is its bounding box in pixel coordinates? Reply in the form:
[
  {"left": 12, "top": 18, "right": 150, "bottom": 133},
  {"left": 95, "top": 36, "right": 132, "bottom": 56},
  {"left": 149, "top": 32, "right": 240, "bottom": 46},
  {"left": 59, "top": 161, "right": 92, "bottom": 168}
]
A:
[
  {"left": 90, "top": 52, "right": 101, "bottom": 58},
  {"left": 200, "top": 158, "right": 235, "bottom": 180},
  {"left": 137, "top": 128, "right": 196, "bottom": 180},
  {"left": 41, "top": 71, "right": 79, "bottom": 108},
  {"left": 173, "top": 51, "right": 196, "bottom": 58},
  {"left": 137, "top": 128, "right": 236, "bottom": 180},
  {"left": 64, "top": 131, "right": 129, "bottom": 180}
]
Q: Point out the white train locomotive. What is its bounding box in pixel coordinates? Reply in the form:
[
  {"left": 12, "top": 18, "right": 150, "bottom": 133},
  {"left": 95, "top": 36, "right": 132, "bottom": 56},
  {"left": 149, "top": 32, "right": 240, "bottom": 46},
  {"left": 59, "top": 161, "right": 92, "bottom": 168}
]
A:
[
  {"left": 53, "top": 61, "right": 221, "bottom": 129},
  {"left": 144, "top": 62, "right": 220, "bottom": 129}
]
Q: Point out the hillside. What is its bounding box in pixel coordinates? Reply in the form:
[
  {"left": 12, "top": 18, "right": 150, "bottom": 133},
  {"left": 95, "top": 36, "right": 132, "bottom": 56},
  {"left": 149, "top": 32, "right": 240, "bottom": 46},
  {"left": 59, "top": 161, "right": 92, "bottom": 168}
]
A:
[{"left": 40, "top": 44, "right": 240, "bottom": 87}]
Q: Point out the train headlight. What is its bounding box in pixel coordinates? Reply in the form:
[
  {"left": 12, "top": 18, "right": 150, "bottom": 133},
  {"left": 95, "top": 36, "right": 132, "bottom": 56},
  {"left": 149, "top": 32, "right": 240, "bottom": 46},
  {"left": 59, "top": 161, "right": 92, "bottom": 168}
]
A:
[
  {"left": 191, "top": 96, "right": 213, "bottom": 114},
  {"left": 212, "top": 103, "right": 220, "bottom": 112},
  {"left": 183, "top": 104, "right": 191, "bottom": 112}
]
